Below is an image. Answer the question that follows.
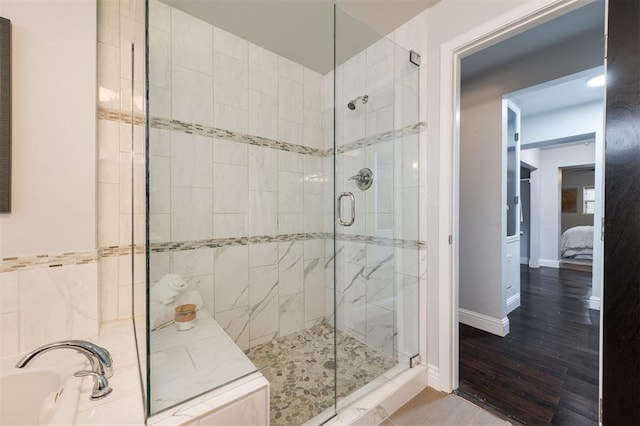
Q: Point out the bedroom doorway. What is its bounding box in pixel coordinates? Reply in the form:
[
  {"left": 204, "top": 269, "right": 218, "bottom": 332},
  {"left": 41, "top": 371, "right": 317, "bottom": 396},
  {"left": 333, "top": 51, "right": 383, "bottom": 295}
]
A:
[{"left": 560, "top": 166, "right": 596, "bottom": 272}]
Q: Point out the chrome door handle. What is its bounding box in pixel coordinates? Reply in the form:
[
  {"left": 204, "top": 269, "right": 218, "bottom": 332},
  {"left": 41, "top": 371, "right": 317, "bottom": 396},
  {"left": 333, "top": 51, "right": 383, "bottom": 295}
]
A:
[{"left": 338, "top": 192, "right": 355, "bottom": 226}]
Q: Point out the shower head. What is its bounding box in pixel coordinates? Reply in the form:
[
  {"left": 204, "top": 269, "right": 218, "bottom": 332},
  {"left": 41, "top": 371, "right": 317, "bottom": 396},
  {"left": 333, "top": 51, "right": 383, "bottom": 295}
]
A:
[{"left": 347, "top": 95, "right": 368, "bottom": 110}]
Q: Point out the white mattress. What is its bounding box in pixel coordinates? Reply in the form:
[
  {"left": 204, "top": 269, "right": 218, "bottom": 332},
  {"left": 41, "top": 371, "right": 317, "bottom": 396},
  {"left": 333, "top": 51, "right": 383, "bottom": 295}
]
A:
[{"left": 561, "top": 225, "right": 594, "bottom": 259}]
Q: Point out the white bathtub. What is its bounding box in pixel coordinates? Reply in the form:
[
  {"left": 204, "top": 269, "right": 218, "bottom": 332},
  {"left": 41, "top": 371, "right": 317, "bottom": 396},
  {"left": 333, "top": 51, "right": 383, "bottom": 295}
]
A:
[{"left": 0, "top": 350, "right": 84, "bottom": 425}]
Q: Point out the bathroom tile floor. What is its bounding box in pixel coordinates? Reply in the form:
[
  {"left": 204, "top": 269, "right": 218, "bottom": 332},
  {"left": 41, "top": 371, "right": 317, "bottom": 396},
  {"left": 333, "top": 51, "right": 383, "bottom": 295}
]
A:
[
  {"left": 245, "top": 322, "right": 397, "bottom": 426},
  {"left": 381, "top": 388, "right": 512, "bottom": 425}
]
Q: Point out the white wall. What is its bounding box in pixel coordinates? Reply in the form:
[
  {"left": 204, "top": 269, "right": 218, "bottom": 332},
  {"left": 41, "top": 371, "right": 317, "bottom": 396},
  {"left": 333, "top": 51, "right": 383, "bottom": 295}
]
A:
[
  {"left": 521, "top": 101, "right": 604, "bottom": 144},
  {"left": 0, "top": 0, "right": 97, "bottom": 258},
  {"left": 459, "top": 98, "right": 503, "bottom": 320},
  {"left": 423, "top": 0, "right": 529, "bottom": 383},
  {"left": 0, "top": 0, "right": 98, "bottom": 357}
]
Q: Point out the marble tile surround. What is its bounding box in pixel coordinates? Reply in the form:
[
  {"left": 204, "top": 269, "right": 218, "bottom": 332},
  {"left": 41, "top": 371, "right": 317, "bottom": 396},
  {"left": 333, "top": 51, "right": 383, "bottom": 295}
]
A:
[
  {"left": 149, "top": 238, "right": 328, "bottom": 353},
  {"left": 149, "top": 311, "right": 258, "bottom": 413},
  {"left": 148, "top": 372, "right": 269, "bottom": 426},
  {"left": 143, "top": 231, "right": 424, "bottom": 361},
  {"left": 75, "top": 319, "right": 146, "bottom": 425},
  {"left": 0, "top": 262, "right": 99, "bottom": 357}
]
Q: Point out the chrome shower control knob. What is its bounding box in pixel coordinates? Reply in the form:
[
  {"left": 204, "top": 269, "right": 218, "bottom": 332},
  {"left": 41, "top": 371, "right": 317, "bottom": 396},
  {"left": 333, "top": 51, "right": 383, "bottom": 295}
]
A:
[{"left": 348, "top": 168, "right": 373, "bottom": 190}]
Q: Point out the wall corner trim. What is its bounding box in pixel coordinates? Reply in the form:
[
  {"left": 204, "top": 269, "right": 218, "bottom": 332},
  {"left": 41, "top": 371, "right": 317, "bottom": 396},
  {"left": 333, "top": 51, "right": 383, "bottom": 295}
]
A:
[
  {"left": 539, "top": 258, "right": 560, "bottom": 268},
  {"left": 459, "top": 308, "right": 510, "bottom": 337},
  {"left": 507, "top": 293, "right": 521, "bottom": 313},
  {"left": 426, "top": 363, "right": 440, "bottom": 390}
]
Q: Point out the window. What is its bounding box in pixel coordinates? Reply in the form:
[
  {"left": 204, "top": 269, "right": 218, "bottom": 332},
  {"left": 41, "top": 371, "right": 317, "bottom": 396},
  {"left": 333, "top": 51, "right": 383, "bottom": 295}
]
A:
[{"left": 583, "top": 186, "right": 595, "bottom": 214}]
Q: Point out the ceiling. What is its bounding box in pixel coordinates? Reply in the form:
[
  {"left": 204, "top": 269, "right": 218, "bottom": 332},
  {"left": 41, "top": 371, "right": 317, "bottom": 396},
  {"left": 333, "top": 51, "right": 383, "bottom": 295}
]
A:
[
  {"left": 160, "top": 0, "right": 439, "bottom": 74},
  {"left": 507, "top": 67, "right": 605, "bottom": 117},
  {"left": 461, "top": 0, "right": 605, "bottom": 79},
  {"left": 460, "top": 0, "right": 605, "bottom": 137},
  {"left": 337, "top": 0, "right": 440, "bottom": 35}
]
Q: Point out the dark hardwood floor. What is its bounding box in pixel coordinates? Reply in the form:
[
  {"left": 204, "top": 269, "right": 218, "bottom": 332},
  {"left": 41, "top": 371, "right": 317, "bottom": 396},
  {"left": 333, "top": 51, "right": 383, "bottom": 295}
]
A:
[{"left": 458, "top": 266, "right": 599, "bottom": 425}]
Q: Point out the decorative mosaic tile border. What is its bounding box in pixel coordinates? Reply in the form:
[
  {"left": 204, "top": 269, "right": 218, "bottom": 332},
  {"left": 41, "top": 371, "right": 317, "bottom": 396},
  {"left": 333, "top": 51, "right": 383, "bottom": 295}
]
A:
[
  {"left": 333, "top": 121, "right": 427, "bottom": 155},
  {"left": 99, "top": 244, "right": 146, "bottom": 258},
  {"left": 97, "top": 108, "right": 426, "bottom": 158},
  {"left": 148, "top": 233, "right": 325, "bottom": 253},
  {"left": 0, "top": 234, "right": 425, "bottom": 270},
  {"left": 1, "top": 250, "right": 98, "bottom": 273},
  {"left": 98, "top": 107, "right": 326, "bottom": 157},
  {"left": 136, "top": 232, "right": 425, "bottom": 255},
  {"left": 98, "top": 108, "right": 144, "bottom": 126},
  {"left": 150, "top": 116, "right": 327, "bottom": 157}
]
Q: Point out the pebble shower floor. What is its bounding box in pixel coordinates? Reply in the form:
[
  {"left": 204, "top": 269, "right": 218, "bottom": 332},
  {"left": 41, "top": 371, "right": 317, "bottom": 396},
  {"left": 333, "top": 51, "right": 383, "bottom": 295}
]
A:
[{"left": 245, "top": 323, "right": 396, "bottom": 425}]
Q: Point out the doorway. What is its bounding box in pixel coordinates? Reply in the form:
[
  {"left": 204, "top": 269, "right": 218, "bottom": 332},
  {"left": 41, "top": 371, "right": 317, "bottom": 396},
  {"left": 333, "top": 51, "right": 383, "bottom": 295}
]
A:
[
  {"left": 560, "top": 165, "right": 596, "bottom": 272},
  {"left": 520, "top": 165, "right": 533, "bottom": 266},
  {"left": 454, "top": 0, "right": 605, "bottom": 423}
]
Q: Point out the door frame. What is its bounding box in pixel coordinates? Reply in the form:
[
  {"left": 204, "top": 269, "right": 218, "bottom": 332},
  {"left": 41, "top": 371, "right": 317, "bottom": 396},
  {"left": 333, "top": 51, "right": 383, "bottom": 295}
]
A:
[
  {"left": 519, "top": 162, "right": 536, "bottom": 266},
  {"left": 503, "top": 99, "right": 521, "bottom": 316},
  {"left": 437, "top": 0, "right": 602, "bottom": 392}
]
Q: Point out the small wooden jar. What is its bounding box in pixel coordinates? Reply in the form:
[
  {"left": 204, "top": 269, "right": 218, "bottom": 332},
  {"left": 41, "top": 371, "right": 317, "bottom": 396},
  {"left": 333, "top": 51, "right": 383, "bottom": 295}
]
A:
[{"left": 174, "top": 303, "right": 196, "bottom": 331}]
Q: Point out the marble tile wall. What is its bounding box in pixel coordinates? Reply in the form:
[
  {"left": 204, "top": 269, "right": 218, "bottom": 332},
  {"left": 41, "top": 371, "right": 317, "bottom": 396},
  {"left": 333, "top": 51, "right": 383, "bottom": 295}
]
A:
[
  {"left": 143, "top": 0, "right": 328, "bottom": 348},
  {"left": 148, "top": 239, "right": 325, "bottom": 351},
  {"left": 0, "top": 250, "right": 101, "bottom": 355},
  {"left": 97, "top": 0, "right": 146, "bottom": 324},
  {"left": 147, "top": 2, "right": 327, "bottom": 243},
  {"left": 0, "top": 262, "right": 99, "bottom": 356}
]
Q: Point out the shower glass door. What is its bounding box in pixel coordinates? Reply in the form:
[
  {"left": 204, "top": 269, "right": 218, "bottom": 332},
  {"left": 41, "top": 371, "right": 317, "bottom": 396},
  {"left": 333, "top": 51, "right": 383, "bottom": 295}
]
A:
[{"left": 333, "top": 7, "right": 421, "bottom": 409}]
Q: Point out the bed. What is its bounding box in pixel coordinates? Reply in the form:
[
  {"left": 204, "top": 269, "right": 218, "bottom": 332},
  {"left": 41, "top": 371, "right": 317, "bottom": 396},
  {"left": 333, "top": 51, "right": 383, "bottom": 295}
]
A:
[{"left": 561, "top": 225, "right": 594, "bottom": 260}]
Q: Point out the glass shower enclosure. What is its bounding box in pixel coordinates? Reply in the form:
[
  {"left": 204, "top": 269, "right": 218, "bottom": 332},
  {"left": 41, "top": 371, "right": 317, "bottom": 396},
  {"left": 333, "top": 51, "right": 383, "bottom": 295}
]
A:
[{"left": 143, "top": 1, "right": 421, "bottom": 423}]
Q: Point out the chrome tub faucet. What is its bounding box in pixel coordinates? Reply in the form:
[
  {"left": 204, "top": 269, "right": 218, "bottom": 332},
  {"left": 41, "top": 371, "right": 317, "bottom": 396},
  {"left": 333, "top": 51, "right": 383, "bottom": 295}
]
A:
[{"left": 15, "top": 340, "right": 114, "bottom": 400}]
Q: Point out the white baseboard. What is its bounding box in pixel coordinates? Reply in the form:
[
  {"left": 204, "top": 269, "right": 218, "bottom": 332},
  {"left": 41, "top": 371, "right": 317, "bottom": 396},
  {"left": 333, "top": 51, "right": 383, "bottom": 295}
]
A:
[
  {"left": 427, "top": 363, "right": 440, "bottom": 390},
  {"left": 506, "top": 293, "right": 521, "bottom": 313},
  {"left": 539, "top": 259, "right": 560, "bottom": 268},
  {"left": 529, "top": 259, "right": 540, "bottom": 268},
  {"left": 520, "top": 257, "right": 529, "bottom": 265},
  {"left": 459, "top": 308, "right": 509, "bottom": 337},
  {"left": 589, "top": 296, "right": 601, "bottom": 310}
]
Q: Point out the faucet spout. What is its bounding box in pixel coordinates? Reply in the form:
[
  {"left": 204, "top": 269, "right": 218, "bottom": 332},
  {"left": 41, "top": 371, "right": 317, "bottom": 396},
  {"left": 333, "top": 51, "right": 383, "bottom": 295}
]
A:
[{"left": 15, "top": 340, "right": 113, "bottom": 378}]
